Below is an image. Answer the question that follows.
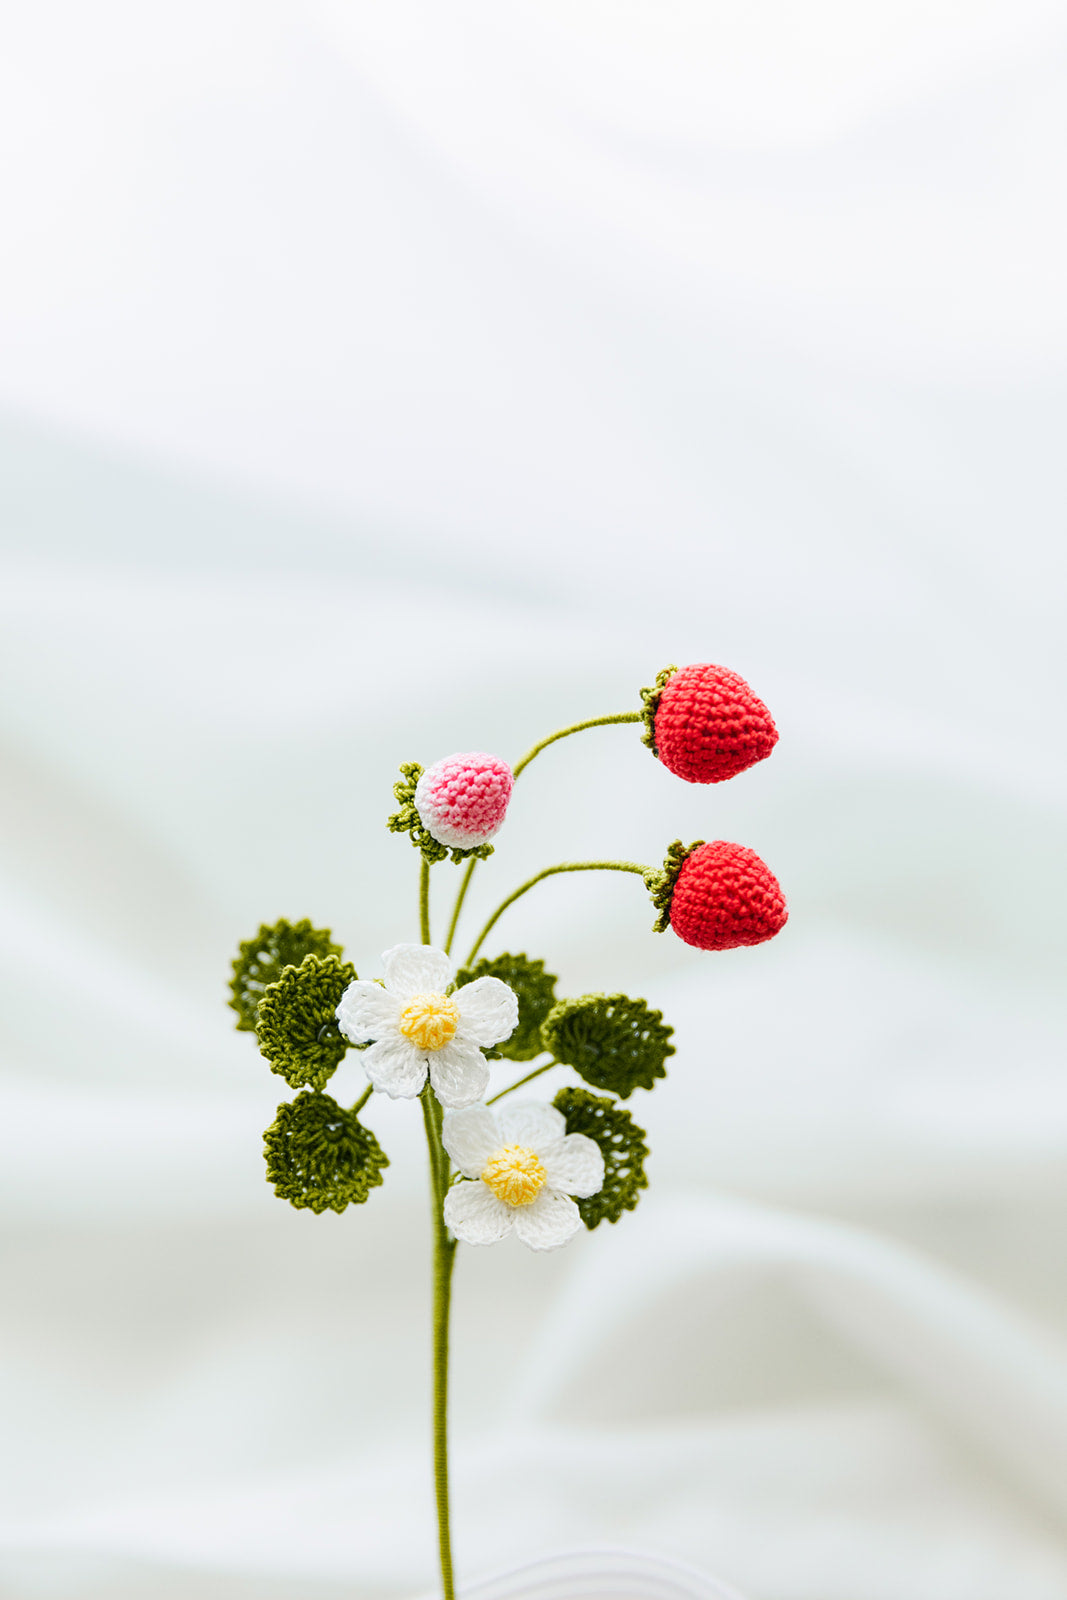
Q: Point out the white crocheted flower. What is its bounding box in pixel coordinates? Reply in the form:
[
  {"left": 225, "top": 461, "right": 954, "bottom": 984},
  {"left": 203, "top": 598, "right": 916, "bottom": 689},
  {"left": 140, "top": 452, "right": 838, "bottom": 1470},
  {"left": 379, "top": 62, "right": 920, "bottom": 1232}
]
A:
[
  {"left": 336, "top": 945, "right": 518, "bottom": 1109},
  {"left": 441, "top": 1101, "right": 605, "bottom": 1251}
]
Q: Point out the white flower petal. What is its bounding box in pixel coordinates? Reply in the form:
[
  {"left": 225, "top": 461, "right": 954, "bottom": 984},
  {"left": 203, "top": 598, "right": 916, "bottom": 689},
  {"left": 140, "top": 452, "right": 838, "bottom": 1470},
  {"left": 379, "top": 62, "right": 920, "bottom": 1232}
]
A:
[
  {"left": 444, "top": 1181, "right": 513, "bottom": 1245},
  {"left": 542, "top": 1133, "right": 605, "bottom": 1198},
  {"left": 455, "top": 976, "right": 519, "bottom": 1047},
  {"left": 428, "top": 1039, "right": 491, "bottom": 1109},
  {"left": 381, "top": 944, "right": 453, "bottom": 1002},
  {"left": 335, "top": 980, "right": 398, "bottom": 1044},
  {"left": 511, "top": 1188, "right": 582, "bottom": 1251},
  {"left": 362, "top": 1036, "right": 428, "bottom": 1099},
  {"left": 441, "top": 1105, "right": 502, "bottom": 1178},
  {"left": 496, "top": 1101, "right": 567, "bottom": 1155}
]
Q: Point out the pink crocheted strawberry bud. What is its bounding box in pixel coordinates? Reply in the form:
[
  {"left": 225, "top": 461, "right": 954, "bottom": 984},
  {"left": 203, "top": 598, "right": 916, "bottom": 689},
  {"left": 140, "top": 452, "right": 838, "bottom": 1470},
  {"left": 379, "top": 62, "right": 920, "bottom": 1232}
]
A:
[
  {"left": 646, "top": 663, "right": 778, "bottom": 784},
  {"left": 414, "top": 753, "right": 514, "bottom": 850},
  {"left": 668, "top": 840, "right": 787, "bottom": 951}
]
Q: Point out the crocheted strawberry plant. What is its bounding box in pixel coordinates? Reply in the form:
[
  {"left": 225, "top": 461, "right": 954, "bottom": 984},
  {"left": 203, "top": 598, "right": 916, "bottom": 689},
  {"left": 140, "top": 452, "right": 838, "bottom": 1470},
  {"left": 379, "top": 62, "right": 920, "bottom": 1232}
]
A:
[{"left": 228, "top": 663, "right": 785, "bottom": 1600}]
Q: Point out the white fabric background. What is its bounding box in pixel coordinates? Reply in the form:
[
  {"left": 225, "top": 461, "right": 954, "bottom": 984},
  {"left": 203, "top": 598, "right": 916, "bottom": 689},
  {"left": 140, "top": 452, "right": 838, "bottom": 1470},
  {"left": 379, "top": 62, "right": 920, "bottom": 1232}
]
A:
[{"left": 0, "top": 3, "right": 1065, "bottom": 1596}]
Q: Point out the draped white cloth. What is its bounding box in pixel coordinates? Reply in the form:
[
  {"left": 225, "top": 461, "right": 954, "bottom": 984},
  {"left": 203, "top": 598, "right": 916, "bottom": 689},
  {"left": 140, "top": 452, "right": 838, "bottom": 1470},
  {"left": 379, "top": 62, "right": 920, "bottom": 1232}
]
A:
[{"left": 0, "top": 4, "right": 1064, "bottom": 1596}]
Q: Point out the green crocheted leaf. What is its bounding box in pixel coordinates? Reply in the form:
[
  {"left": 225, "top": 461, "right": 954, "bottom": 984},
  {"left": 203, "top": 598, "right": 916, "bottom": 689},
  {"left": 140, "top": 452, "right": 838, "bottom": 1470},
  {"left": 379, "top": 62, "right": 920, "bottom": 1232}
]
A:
[
  {"left": 645, "top": 840, "right": 703, "bottom": 934},
  {"left": 264, "top": 1091, "right": 388, "bottom": 1214},
  {"left": 553, "top": 1087, "right": 649, "bottom": 1229},
  {"left": 256, "top": 954, "right": 356, "bottom": 1091},
  {"left": 388, "top": 761, "right": 495, "bottom": 866},
  {"left": 455, "top": 952, "right": 558, "bottom": 1062},
  {"left": 229, "top": 919, "right": 344, "bottom": 1032},
  {"left": 638, "top": 664, "right": 677, "bottom": 756},
  {"left": 541, "top": 993, "right": 674, "bottom": 1098}
]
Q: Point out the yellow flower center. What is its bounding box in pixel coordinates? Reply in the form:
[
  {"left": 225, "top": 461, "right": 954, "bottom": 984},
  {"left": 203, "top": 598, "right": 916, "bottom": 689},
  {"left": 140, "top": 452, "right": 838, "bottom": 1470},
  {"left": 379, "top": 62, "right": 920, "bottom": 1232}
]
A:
[
  {"left": 481, "top": 1145, "right": 547, "bottom": 1208},
  {"left": 397, "top": 993, "right": 460, "bottom": 1051}
]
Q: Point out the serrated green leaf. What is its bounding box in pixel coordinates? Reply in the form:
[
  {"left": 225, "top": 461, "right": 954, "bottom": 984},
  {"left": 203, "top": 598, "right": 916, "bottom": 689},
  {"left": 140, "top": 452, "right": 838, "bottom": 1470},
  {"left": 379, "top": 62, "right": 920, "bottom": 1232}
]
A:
[
  {"left": 455, "top": 952, "right": 558, "bottom": 1062},
  {"left": 264, "top": 1092, "right": 388, "bottom": 1214},
  {"left": 541, "top": 993, "right": 674, "bottom": 1098},
  {"left": 553, "top": 1087, "right": 649, "bottom": 1229},
  {"left": 229, "top": 919, "right": 343, "bottom": 1032},
  {"left": 256, "top": 954, "right": 356, "bottom": 1090}
]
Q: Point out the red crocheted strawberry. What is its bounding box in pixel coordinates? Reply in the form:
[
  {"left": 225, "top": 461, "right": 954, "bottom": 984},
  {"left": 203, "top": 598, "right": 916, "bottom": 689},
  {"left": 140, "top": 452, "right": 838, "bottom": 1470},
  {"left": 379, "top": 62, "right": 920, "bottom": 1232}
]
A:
[
  {"left": 650, "top": 840, "right": 787, "bottom": 951},
  {"left": 642, "top": 663, "right": 778, "bottom": 783}
]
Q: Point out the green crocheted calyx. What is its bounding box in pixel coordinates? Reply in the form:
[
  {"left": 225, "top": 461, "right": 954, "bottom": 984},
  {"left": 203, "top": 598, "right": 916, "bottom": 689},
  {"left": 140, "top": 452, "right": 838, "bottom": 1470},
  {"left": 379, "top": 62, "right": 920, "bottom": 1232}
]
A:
[
  {"left": 256, "top": 954, "right": 356, "bottom": 1090},
  {"left": 388, "top": 762, "right": 496, "bottom": 866},
  {"left": 229, "top": 919, "right": 344, "bottom": 1032},
  {"left": 553, "top": 1087, "right": 649, "bottom": 1229},
  {"left": 542, "top": 993, "right": 674, "bottom": 1098},
  {"left": 455, "top": 953, "right": 558, "bottom": 1062},
  {"left": 645, "top": 839, "right": 703, "bottom": 934},
  {"left": 638, "top": 664, "right": 677, "bottom": 756},
  {"left": 264, "top": 1091, "right": 389, "bottom": 1214}
]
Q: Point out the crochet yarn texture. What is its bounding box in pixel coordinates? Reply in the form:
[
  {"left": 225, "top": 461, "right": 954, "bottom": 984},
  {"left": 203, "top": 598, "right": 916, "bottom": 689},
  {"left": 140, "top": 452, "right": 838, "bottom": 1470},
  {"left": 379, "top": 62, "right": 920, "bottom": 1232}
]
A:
[
  {"left": 669, "top": 840, "right": 788, "bottom": 951},
  {"left": 255, "top": 954, "right": 356, "bottom": 1091},
  {"left": 454, "top": 952, "right": 558, "bottom": 1062},
  {"left": 263, "top": 1091, "right": 389, "bottom": 1213},
  {"left": 229, "top": 918, "right": 343, "bottom": 1032},
  {"left": 389, "top": 763, "right": 496, "bottom": 865},
  {"left": 646, "top": 662, "right": 778, "bottom": 783},
  {"left": 415, "top": 753, "right": 513, "bottom": 849},
  {"left": 541, "top": 993, "right": 674, "bottom": 1099},
  {"left": 229, "top": 658, "right": 788, "bottom": 1600},
  {"left": 553, "top": 1088, "right": 649, "bottom": 1229}
]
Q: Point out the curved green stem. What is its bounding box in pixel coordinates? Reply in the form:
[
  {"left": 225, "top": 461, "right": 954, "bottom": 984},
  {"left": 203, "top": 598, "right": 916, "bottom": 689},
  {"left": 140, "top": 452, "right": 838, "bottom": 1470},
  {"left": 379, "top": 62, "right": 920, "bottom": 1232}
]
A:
[
  {"left": 487, "top": 1059, "right": 557, "bottom": 1105},
  {"left": 421, "top": 1087, "right": 457, "bottom": 1600},
  {"left": 443, "top": 858, "right": 477, "bottom": 958},
  {"left": 512, "top": 712, "right": 642, "bottom": 779},
  {"left": 465, "top": 860, "right": 650, "bottom": 966},
  {"left": 439, "top": 713, "right": 642, "bottom": 958},
  {"left": 352, "top": 1084, "right": 373, "bottom": 1116},
  {"left": 420, "top": 859, "right": 432, "bottom": 946}
]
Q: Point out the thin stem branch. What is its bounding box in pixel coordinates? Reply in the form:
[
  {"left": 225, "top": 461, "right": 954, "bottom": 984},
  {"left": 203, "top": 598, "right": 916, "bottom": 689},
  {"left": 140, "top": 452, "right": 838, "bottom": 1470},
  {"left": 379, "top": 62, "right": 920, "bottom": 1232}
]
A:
[
  {"left": 421, "top": 1088, "right": 457, "bottom": 1600},
  {"left": 511, "top": 712, "right": 642, "bottom": 779},
  {"left": 465, "top": 860, "right": 650, "bottom": 966},
  {"left": 420, "top": 859, "right": 432, "bottom": 945},
  {"left": 352, "top": 1084, "right": 373, "bottom": 1116},
  {"left": 443, "top": 858, "right": 477, "bottom": 958},
  {"left": 486, "top": 1059, "right": 557, "bottom": 1105},
  {"left": 436, "top": 713, "right": 642, "bottom": 960}
]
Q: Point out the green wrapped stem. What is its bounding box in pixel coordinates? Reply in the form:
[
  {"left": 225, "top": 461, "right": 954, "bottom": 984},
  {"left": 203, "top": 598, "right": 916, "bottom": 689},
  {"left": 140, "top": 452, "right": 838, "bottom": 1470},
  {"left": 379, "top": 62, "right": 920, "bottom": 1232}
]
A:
[
  {"left": 422, "top": 1088, "right": 457, "bottom": 1600},
  {"left": 511, "top": 712, "right": 642, "bottom": 779},
  {"left": 444, "top": 858, "right": 477, "bottom": 956},
  {"left": 464, "top": 861, "right": 650, "bottom": 966},
  {"left": 420, "top": 859, "right": 432, "bottom": 946}
]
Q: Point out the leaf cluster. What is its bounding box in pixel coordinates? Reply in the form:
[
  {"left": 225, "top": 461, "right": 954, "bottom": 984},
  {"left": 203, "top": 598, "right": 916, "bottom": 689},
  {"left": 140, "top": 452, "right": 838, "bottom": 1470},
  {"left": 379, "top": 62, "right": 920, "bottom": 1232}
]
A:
[
  {"left": 231, "top": 917, "right": 389, "bottom": 1214},
  {"left": 228, "top": 918, "right": 343, "bottom": 1031},
  {"left": 475, "top": 955, "right": 671, "bottom": 1231}
]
